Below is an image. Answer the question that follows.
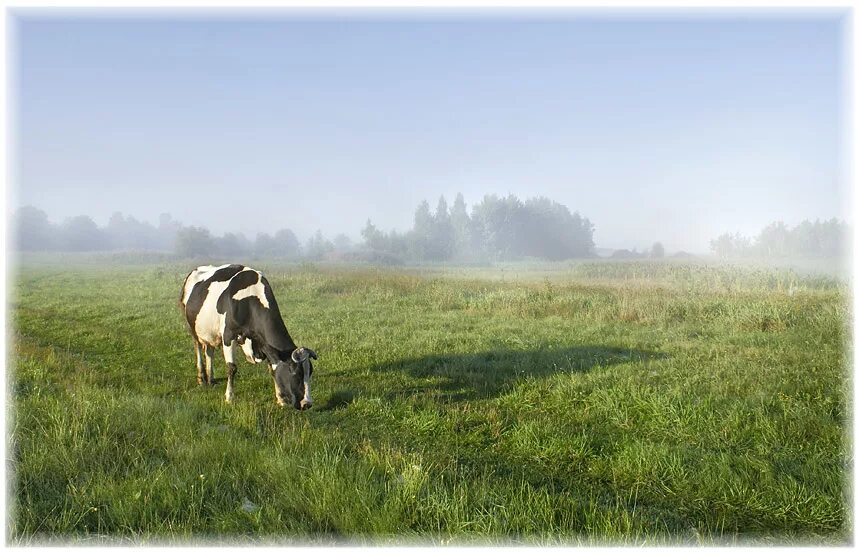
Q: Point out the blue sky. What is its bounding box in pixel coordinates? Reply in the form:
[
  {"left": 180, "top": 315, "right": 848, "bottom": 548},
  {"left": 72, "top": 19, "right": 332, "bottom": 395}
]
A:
[{"left": 11, "top": 11, "right": 849, "bottom": 252}]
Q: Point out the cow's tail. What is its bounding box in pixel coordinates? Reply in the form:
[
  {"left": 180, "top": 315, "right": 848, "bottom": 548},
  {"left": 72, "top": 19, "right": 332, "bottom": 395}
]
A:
[{"left": 179, "top": 269, "right": 195, "bottom": 308}]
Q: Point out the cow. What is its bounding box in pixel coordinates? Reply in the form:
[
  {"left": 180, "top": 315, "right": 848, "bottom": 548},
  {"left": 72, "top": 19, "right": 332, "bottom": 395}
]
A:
[{"left": 179, "top": 264, "right": 316, "bottom": 410}]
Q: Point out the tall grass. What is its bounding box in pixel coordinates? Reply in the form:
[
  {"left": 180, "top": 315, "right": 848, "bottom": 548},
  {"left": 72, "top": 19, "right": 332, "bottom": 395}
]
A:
[{"left": 8, "top": 260, "right": 849, "bottom": 544}]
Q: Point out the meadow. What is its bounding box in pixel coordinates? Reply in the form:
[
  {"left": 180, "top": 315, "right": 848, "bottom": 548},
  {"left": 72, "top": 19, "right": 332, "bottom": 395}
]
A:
[{"left": 8, "top": 257, "right": 850, "bottom": 544}]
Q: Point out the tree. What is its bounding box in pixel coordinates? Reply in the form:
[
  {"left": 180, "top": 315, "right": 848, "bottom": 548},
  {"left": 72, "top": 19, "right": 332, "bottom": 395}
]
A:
[
  {"left": 255, "top": 233, "right": 275, "bottom": 256},
  {"left": 305, "top": 230, "right": 334, "bottom": 260},
  {"left": 650, "top": 242, "right": 665, "bottom": 258},
  {"left": 175, "top": 226, "right": 215, "bottom": 257},
  {"left": 710, "top": 232, "right": 751, "bottom": 258},
  {"left": 361, "top": 219, "right": 386, "bottom": 251},
  {"left": 469, "top": 194, "right": 594, "bottom": 261},
  {"left": 61, "top": 215, "right": 107, "bottom": 251},
  {"left": 217, "top": 232, "right": 253, "bottom": 257},
  {"left": 755, "top": 221, "right": 790, "bottom": 257},
  {"left": 332, "top": 234, "right": 353, "bottom": 251},
  {"left": 274, "top": 229, "right": 302, "bottom": 258},
  {"left": 157, "top": 213, "right": 183, "bottom": 251},
  {"left": 253, "top": 229, "right": 300, "bottom": 258},
  {"left": 712, "top": 218, "right": 849, "bottom": 259},
  {"left": 106, "top": 212, "right": 160, "bottom": 250},
  {"left": 409, "top": 200, "right": 434, "bottom": 260},
  {"left": 520, "top": 197, "right": 595, "bottom": 260},
  {"left": 430, "top": 196, "right": 455, "bottom": 261},
  {"left": 12, "top": 206, "right": 57, "bottom": 251},
  {"left": 413, "top": 200, "right": 433, "bottom": 235},
  {"left": 817, "top": 218, "right": 847, "bottom": 258},
  {"left": 470, "top": 194, "right": 522, "bottom": 261},
  {"left": 791, "top": 220, "right": 819, "bottom": 257},
  {"left": 450, "top": 192, "right": 476, "bottom": 259}
]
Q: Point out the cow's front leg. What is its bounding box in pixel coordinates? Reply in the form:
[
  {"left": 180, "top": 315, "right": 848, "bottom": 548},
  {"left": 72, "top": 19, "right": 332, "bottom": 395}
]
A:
[
  {"left": 204, "top": 345, "right": 215, "bottom": 386},
  {"left": 223, "top": 341, "right": 238, "bottom": 403},
  {"left": 270, "top": 365, "right": 286, "bottom": 407}
]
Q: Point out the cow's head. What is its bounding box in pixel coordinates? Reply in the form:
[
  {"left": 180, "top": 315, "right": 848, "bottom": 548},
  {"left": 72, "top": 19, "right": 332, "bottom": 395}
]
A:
[{"left": 271, "top": 347, "right": 317, "bottom": 410}]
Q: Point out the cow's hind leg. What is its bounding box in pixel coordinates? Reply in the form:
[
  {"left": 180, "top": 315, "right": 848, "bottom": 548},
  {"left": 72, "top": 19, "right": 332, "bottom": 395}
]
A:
[
  {"left": 194, "top": 340, "right": 206, "bottom": 385},
  {"left": 204, "top": 345, "right": 215, "bottom": 385},
  {"left": 223, "top": 341, "right": 238, "bottom": 403}
]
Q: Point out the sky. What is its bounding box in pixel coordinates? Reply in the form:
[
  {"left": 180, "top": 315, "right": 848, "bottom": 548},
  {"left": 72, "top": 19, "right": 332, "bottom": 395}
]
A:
[{"left": 10, "top": 10, "right": 849, "bottom": 253}]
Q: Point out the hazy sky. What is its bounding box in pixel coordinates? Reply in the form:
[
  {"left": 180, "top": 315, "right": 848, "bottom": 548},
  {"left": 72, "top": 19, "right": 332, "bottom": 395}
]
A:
[{"left": 11, "top": 11, "right": 848, "bottom": 253}]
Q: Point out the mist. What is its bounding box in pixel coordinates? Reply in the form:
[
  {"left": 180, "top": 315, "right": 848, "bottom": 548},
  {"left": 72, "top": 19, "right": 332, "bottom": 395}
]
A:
[{"left": 10, "top": 12, "right": 849, "bottom": 256}]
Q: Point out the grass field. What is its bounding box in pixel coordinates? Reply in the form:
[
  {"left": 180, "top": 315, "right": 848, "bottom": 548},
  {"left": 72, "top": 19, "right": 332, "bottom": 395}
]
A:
[{"left": 8, "top": 257, "right": 851, "bottom": 544}]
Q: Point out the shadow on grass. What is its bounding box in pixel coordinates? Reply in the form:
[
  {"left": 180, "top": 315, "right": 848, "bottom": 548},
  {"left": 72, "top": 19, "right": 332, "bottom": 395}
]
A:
[
  {"left": 317, "top": 389, "right": 358, "bottom": 411},
  {"left": 319, "top": 346, "right": 665, "bottom": 409}
]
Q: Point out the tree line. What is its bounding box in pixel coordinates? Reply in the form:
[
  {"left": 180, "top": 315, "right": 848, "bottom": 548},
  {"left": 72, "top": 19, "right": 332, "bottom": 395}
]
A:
[
  {"left": 16, "top": 202, "right": 848, "bottom": 262},
  {"left": 710, "top": 219, "right": 848, "bottom": 259},
  {"left": 10, "top": 206, "right": 349, "bottom": 260},
  {"left": 362, "top": 193, "right": 595, "bottom": 262},
  {"left": 10, "top": 193, "right": 597, "bottom": 262}
]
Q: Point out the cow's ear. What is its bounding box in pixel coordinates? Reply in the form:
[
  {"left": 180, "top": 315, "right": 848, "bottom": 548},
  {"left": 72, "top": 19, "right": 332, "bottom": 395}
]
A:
[{"left": 307, "top": 348, "right": 318, "bottom": 360}]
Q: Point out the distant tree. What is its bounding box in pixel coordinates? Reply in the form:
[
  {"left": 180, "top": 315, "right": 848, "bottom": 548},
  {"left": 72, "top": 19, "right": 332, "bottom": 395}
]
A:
[
  {"left": 710, "top": 232, "right": 751, "bottom": 258},
  {"left": 361, "top": 219, "right": 387, "bottom": 251},
  {"left": 755, "top": 221, "right": 790, "bottom": 257},
  {"left": 450, "top": 192, "right": 478, "bottom": 259},
  {"left": 710, "top": 234, "right": 731, "bottom": 258},
  {"left": 332, "top": 234, "right": 353, "bottom": 251},
  {"left": 469, "top": 194, "right": 594, "bottom": 261},
  {"left": 217, "top": 232, "right": 253, "bottom": 257},
  {"left": 305, "top": 230, "right": 334, "bottom": 260},
  {"left": 106, "top": 212, "right": 160, "bottom": 250},
  {"left": 430, "top": 196, "right": 455, "bottom": 261},
  {"left": 252, "top": 229, "right": 300, "bottom": 258},
  {"left": 413, "top": 200, "right": 433, "bottom": 235},
  {"left": 61, "top": 215, "right": 107, "bottom": 251},
  {"left": 470, "top": 194, "right": 524, "bottom": 261},
  {"left": 106, "top": 212, "right": 126, "bottom": 247},
  {"left": 157, "top": 213, "right": 183, "bottom": 251},
  {"left": 817, "top": 218, "right": 847, "bottom": 258},
  {"left": 521, "top": 197, "right": 595, "bottom": 260},
  {"left": 175, "top": 226, "right": 215, "bottom": 257},
  {"left": 274, "top": 228, "right": 302, "bottom": 258},
  {"left": 650, "top": 242, "right": 665, "bottom": 258},
  {"left": 254, "top": 233, "right": 277, "bottom": 256},
  {"left": 409, "top": 200, "right": 434, "bottom": 260},
  {"left": 12, "top": 206, "right": 57, "bottom": 251},
  {"left": 387, "top": 229, "right": 410, "bottom": 258},
  {"left": 711, "top": 219, "right": 848, "bottom": 259},
  {"left": 567, "top": 211, "right": 596, "bottom": 257},
  {"left": 790, "top": 220, "right": 820, "bottom": 257}
]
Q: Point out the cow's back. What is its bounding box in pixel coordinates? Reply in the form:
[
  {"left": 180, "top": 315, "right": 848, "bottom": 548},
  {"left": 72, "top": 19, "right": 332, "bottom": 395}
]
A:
[{"left": 181, "top": 264, "right": 245, "bottom": 346}]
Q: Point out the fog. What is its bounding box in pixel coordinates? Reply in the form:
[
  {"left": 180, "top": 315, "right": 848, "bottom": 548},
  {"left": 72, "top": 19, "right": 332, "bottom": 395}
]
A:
[{"left": 10, "top": 12, "right": 849, "bottom": 256}]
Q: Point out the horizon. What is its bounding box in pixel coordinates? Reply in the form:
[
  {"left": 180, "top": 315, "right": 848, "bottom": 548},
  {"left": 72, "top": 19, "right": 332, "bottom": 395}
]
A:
[
  {"left": 13, "top": 198, "right": 850, "bottom": 256},
  {"left": 10, "top": 11, "right": 850, "bottom": 254}
]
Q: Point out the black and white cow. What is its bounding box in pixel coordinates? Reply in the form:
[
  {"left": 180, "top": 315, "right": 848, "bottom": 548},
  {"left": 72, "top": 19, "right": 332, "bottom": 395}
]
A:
[{"left": 180, "top": 264, "right": 316, "bottom": 410}]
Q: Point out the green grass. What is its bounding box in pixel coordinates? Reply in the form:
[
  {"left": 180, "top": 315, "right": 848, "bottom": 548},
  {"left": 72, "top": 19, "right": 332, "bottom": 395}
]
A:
[{"left": 8, "top": 259, "right": 850, "bottom": 544}]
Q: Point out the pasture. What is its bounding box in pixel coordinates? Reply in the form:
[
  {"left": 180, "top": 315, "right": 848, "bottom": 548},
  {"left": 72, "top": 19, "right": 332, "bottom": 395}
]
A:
[{"left": 8, "top": 258, "right": 850, "bottom": 544}]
